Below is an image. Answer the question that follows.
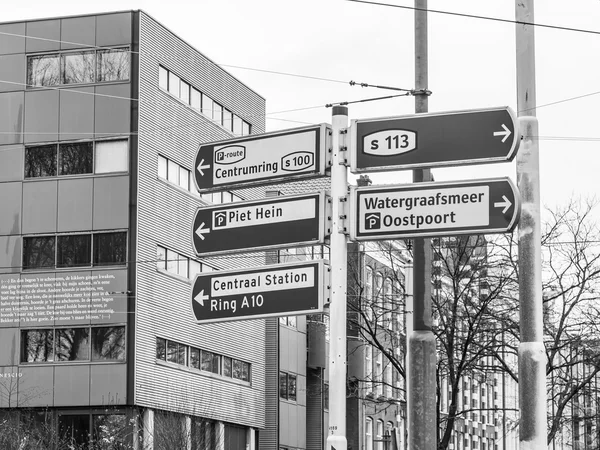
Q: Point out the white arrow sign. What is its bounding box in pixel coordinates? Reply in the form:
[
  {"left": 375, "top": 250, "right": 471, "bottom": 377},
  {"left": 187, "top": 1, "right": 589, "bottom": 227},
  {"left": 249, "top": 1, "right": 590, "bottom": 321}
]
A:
[
  {"left": 194, "top": 289, "right": 209, "bottom": 306},
  {"left": 196, "top": 159, "right": 210, "bottom": 176},
  {"left": 493, "top": 124, "right": 511, "bottom": 143},
  {"left": 494, "top": 195, "right": 512, "bottom": 214},
  {"left": 195, "top": 222, "right": 210, "bottom": 240}
]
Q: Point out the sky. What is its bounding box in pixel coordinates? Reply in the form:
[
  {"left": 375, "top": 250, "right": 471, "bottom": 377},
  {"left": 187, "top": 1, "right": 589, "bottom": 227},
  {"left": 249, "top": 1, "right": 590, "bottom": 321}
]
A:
[{"left": 5, "top": 0, "right": 600, "bottom": 217}]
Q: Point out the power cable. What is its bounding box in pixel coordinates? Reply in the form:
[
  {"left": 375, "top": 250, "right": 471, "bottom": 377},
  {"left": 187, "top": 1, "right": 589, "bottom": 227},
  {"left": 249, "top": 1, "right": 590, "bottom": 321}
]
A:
[{"left": 346, "top": 0, "right": 600, "bottom": 36}]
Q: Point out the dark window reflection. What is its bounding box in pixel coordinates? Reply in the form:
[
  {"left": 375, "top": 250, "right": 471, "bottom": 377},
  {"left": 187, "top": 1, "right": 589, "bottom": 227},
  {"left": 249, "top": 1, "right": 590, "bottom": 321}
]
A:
[
  {"left": 91, "top": 326, "right": 125, "bottom": 361},
  {"left": 57, "top": 234, "right": 92, "bottom": 267},
  {"left": 56, "top": 328, "right": 90, "bottom": 361},
  {"left": 156, "top": 337, "right": 166, "bottom": 360},
  {"left": 21, "top": 329, "right": 54, "bottom": 362},
  {"left": 191, "top": 418, "right": 217, "bottom": 449},
  {"left": 59, "top": 414, "right": 90, "bottom": 448},
  {"left": 201, "top": 350, "right": 220, "bottom": 374},
  {"left": 233, "top": 359, "right": 250, "bottom": 382},
  {"left": 166, "top": 340, "right": 185, "bottom": 365},
  {"left": 27, "top": 54, "right": 60, "bottom": 87},
  {"left": 279, "top": 372, "right": 287, "bottom": 399},
  {"left": 97, "top": 49, "right": 130, "bottom": 82},
  {"left": 190, "top": 347, "right": 200, "bottom": 369},
  {"left": 25, "top": 145, "right": 57, "bottom": 178},
  {"left": 93, "top": 232, "right": 127, "bottom": 266},
  {"left": 62, "top": 51, "right": 95, "bottom": 84},
  {"left": 223, "top": 356, "right": 232, "bottom": 377},
  {"left": 59, "top": 142, "right": 93, "bottom": 175},
  {"left": 23, "top": 236, "right": 56, "bottom": 269}
]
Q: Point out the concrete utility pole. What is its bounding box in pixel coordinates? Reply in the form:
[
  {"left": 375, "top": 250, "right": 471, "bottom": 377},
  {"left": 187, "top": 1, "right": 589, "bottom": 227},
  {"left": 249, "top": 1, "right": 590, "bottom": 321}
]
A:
[
  {"left": 407, "top": 1, "right": 437, "bottom": 449},
  {"left": 326, "top": 105, "right": 349, "bottom": 450},
  {"left": 515, "top": 1, "right": 546, "bottom": 448}
]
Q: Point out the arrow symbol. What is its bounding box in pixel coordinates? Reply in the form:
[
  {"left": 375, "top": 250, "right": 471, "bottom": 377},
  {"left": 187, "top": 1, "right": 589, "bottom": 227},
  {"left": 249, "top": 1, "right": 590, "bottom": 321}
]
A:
[
  {"left": 196, "top": 159, "right": 210, "bottom": 176},
  {"left": 494, "top": 195, "right": 512, "bottom": 214},
  {"left": 194, "top": 289, "right": 210, "bottom": 307},
  {"left": 195, "top": 222, "right": 210, "bottom": 240},
  {"left": 493, "top": 124, "right": 511, "bottom": 143}
]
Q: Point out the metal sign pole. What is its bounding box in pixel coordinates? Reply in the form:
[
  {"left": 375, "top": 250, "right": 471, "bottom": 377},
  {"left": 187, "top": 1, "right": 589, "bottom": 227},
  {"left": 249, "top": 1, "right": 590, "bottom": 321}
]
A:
[{"left": 326, "top": 105, "right": 349, "bottom": 450}]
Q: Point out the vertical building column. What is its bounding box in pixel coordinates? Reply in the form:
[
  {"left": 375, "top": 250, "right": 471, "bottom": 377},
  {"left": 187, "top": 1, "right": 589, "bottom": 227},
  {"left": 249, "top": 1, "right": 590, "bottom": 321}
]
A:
[
  {"left": 247, "top": 427, "right": 256, "bottom": 450},
  {"left": 184, "top": 415, "right": 192, "bottom": 450},
  {"left": 217, "top": 421, "right": 225, "bottom": 450},
  {"left": 143, "top": 408, "right": 154, "bottom": 450}
]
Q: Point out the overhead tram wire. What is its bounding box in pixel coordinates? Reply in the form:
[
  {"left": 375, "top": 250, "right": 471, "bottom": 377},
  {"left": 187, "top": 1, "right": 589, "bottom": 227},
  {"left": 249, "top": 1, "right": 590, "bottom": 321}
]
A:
[{"left": 346, "top": 0, "right": 600, "bottom": 36}]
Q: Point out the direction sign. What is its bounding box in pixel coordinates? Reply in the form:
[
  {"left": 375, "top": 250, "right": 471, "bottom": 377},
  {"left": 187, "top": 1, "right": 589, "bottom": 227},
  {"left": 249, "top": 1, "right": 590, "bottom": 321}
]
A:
[
  {"left": 191, "top": 261, "right": 329, "bottom": 324},
  {"left": 350, "top": 107, "right": 520, "bottom": 173},
  {"left": 349, "top": 178, "right": 520, "bottom": 241},
  {"left": 194, "top": 124, "right": 331, "bottom": 192},
  {"left": 192, "top": 192, "right": 330, "bottom": 257}
]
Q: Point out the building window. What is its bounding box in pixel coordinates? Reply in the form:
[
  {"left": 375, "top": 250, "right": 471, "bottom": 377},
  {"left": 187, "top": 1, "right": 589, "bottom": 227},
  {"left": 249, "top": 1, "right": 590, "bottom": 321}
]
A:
[
  {"left": 57, "top": 234, "right": 92, "bottom": 268},
  {"left": 279, "top": 316, "right": 297, "bottom": 328},
  {"left": 375, "top": 351, "right": 383, "bottom": 397},
  {"left": 91, "top": 326, "right": 126, "bottom": 361},
  {"left": 365, "top": 266, "right": 373, "bottom": 320},
  {"left": 365, "top": 344, "right": 373, "bottom": 390},
  {"left": 232, "top": 358, "right": 250, "bottom": 382},
  {"left": 59, "top": 414, "right": 90, "bottom": 448},
  {"left": 167, "top": 340, "right": 187, "bottom": 365},
  {"left": 156, "top": 245, "right": 213, "bottom": 280},
  {"left": 21, "top": 329, "right": 54, "bottom": 362},
  {"left": 365, "top": 417, "right": 373, "bottom": 450},
  {"left": 97, "top": 48, "right": 130, "bottom": 82},
  {"left": 95, "top": 140, "right": 128, "bottom": 174},
  {"left": 21, "top": 326, "right": 125, "bottom": 363},
  {"left": 376, "top": 420, "right": 384, "bottom": 450},
  {"left": 62, "top": 51, "right": 95, "bottom": 84},
  {"left": 27, "top": 54, "right": 60, "bottom": 87},
  {"left": 23, "top": 236, "right": 56, "bottom": 269},
  {"left": 27, "top": 48, "right": 129, "bottom": 87},
  {"left": 158, "top": 65, "right": 251, "bottom": 136},
  {"left": 279, "top": 372, "right": 297, "bottom": 401},
  {"left": 323, "top": 382, "right": 329, "bottom": 410},
  {"left": 93, "top": 232, "right": 127, "bottom": 266},
  {"left": 59, "top": 142, "right": 94, "bottom": 175},
  {"left": 201, "top": 350, "right": 220, "bottom": 374},
  {"left": 25, "top": 139, "right": 127, "bottom": 178}
]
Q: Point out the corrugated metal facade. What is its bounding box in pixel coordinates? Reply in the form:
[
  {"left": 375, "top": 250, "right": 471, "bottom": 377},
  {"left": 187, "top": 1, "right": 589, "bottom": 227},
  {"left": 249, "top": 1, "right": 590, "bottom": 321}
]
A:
[{"left": 134, "top": 11, "right": 266, "bottom": 429}]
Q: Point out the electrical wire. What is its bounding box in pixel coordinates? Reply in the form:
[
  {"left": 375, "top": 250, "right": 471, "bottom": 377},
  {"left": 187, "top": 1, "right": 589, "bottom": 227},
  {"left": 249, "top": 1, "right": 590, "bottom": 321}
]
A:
[{"left": 346, "top": 0, "right": 600, "bottom": 36}]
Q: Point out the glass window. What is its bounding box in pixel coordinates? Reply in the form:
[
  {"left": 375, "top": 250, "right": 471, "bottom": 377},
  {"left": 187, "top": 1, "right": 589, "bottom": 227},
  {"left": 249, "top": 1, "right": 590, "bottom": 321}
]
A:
[
  {"left": 21, "top": 329, "right": 54, "bottom": 362},
  {"left": 201, "top": 350, "right": 220, "bottom": 374},
  {"left": 192, "top": 418, "right": 217, "bottom": 449},
  {"left": 166, "top": 249, "right": 178, "bottom": 274},
  {"left": 190, "top": 347, "right": 200, "bottom": 369},
  {"left": 279, "top": 372, "right": 287, "bottom": 399},
  {"left": 365, "top": 267, "right": 373, "bottom": 320},
  {"left": 25, "top": 145, "right": 57, "bottom": 178},
  {"left": 242, "top": 121, "right": 251, "bottom": 136},
  {"left": 202, "top": 96, "right": 214, "bottom": 119},
  {"left": 376, "top": 420, "right": 384, "bottom": 450},
  {"left": 191, "top": 88, "right": 201, "bottom": 111},
  {"left": 59, "top": 142, "right": 93, "bottom": 175},
  {"left": 213, "top": 103, "right": 223, "bottom": 125},
  {"left": 92, "top": 326, "right": 125, "bottom": 361},
  {"left": 56, "top": 328, "right": 90, "bottom": 361},
  {"left": 93, "top": 232, "right": 127, "bottom": 266},
  {"left": 57, "top": 234, "right": 91, "bottom": 267},
  {"left": 159, "top": 66, "right": 168, "bottom": 90},
  {"left": 178, "top": 166, "right": 190, "bottom": 190},
  {"left": 365, "top": 418, "right": 373, "bottom": 450},
  {"left": 168, "top": 72, "right": 180, "bottom": 97},
  {"left": 180, "top": 80, "right": 190, "bottom": 104},
  {"left": 59, "top": 414, "right": 90, "bottom": 448},
  {"left": 189, "top": 260, "right": 201, "bottom": 279},
  {"left": 23, "top": 236, "right": 56, "bottom": 269},
  {"left": 167, "top": 159, "right": 179, "bottom": 184},
  {"left": 158, "top": 155, "right": 168, "bottom": 179},
  {"left": 97, "top": 48, "right": 130, "bottom": 82},
  {"left": 95, "top": 140, "right": 128, "bottom": 173},
  {"left": 365, "top": 345, "right": 373, "bottom": 382},
  {"left": 223, "top": 356, "right": 232, "bottom": 377},
  {"left": 156, "top": 337, "right": 166, "bottom": 360},
  {"left": 223, "top": 109, "right": 233, "bottom": 131},
  {"left": 177, "top": 255, "right": 189, "bottom": 278},
  {"left": 233, "top": 115, "right": 243, "bottom": 135},
  {"left": 156, "top": 245, "right": 166, "bottom": 270},
  {"left": 287, "top": 374, "right": 297, "bottom": 401},
  {"left": 62, "top": 51, "right": 95, "bottom": 84},
  {"left": 233, "top": 359, "right": 250, "bottom": 382},
  {"left": 27, "top": 54, "right": 60, "bottom": 87},
  {"left": 323, "top": 382, "right": 329, "bottom": 410}
]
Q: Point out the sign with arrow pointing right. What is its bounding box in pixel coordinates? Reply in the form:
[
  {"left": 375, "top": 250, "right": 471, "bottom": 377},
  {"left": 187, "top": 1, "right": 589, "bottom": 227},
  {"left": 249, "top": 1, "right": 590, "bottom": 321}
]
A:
[
  {"left": 350, "top": 106, "right": 521, "bottom": 173},
  {"left": 349, "top": 177, "right": 521, "bottom": 241}
]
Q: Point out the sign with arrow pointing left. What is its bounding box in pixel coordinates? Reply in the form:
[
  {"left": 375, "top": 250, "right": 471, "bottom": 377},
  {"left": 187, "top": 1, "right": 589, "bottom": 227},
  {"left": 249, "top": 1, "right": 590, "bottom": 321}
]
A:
[
  {"left": 349, "top": 177, "right": 520, "bottom": 241},
  {"left": 349, "top": 106, "right": 520, "bottom": 173},
  {"left": 191, "top": 260, "right": 328, "bottom": 324},
  {"left": 192, "top": 192, "right": 329, "bottom": 257}
]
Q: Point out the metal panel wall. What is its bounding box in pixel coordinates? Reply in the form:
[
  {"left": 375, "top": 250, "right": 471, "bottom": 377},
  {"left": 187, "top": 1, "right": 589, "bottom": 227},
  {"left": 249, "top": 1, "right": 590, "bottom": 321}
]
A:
[{"left": 135, "top": 11, "right": 266, "bottom": 429}]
